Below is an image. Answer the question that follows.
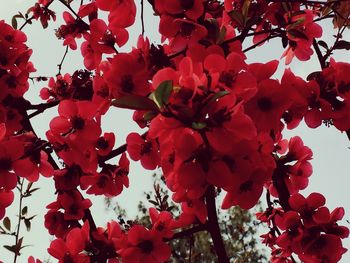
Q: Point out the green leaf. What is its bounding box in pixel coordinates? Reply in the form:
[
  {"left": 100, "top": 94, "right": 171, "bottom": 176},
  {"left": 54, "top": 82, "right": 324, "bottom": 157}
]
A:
[
  {"left": 17, "top": 237, "right": 23, "bottom": 249},
  {"left": 112, "top": 95, "right": 159, "bottom": 111},
  {"left": 288, "top": 17, "right": 306, "bottom": 29},
  {"left": 22, "top": 206, "right": 28, "bottom": 216},
  {"left": 24, "top": 219, "right": 31, "bottom": 231},
  {"left": 217, "top": 26, "right": 227, "bottom": 44},
  {"left": 3, "top": 217, "right": 11, "bottom": 231},
  {"left": 242, "top": 0, "right": 250, "bottom": 18},
  {"left": 11, "top": 17, "right": 17, "bottom": 29},
  {"left": 143, "top": 111, "right": 157, "bottom": 122},
  {"left": 288, "top": 29, "right": 308, "bottom": 40},
  {"left": 334, "top": 40, "right": 350, "bottom": 50},
  {"left": 192, "top": 122, "right": 207, "bottom": 130},
  {"left": 229, "top": 10, "right": 245, "bottom": 27},
  {"left": 3, "top": 245, "right": 18, "bottom": 254},
  {"left": 209, "top": 90, "right": 230, "bottom": 103},
  {"left": 318, "top": 40, "right": 328, "bottom": 50},
  {"left": 153, "top": 80, "right": 173, "bottom": 108},
  {"left": 148, "top": 200, "right": 158, "bottom": 206}
]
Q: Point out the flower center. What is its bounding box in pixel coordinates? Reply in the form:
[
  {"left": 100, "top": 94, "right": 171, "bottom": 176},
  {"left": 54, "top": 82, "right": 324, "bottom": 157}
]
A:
[
  {"left": 0, "top": 158, "right": 12, "bottom": 171},
  {"left": 257, "top": 97, "right": 273, "bottom": 111},
  {"left": 71, "top": 116, "right": 85, "bottom": 130},
  {"left": 239, "top": 180, "right": 253, "bottom": 192},
  {"left": 120, "top": 75, "right": 134, "bottom": 93},
  {"left": 137, "top": 240, "right": 154, "bottom": 254}
]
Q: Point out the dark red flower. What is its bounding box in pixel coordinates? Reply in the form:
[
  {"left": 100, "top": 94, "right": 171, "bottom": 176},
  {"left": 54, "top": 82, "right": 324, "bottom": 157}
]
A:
[
  {"left": 118, "top": 224, "right": 171, "bottom": 263},
  {"left": 127, "top": 133, "right": 160, "bottom": 170}
]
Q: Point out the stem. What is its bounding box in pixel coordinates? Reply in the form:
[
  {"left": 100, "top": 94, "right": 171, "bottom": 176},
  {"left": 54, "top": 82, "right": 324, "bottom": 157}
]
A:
[
  {"left": 141, "top": 0, "right": 145, "bottom": 36},
  {"left": 165, "top": 224, "right": 207, "bottom": 241},
  {"left": 243, "top": 34, "right": 280, "bottom": 53},
  {"left": 18, "top": 0, "right": 54, "bottom": 30},
  {"left": 313, "top": 39, "right": 326, "bottom": 69},
  {"left": 205, "top": 186, "right": 229, "bottom": 263},
  {"left": 28, "top": 100, "right": 59, "bottom": 119},
  {"left": 57, "top": 0, "right": 85, "bottom": 23},
  {"left": 57, "top": 46, "right": 69, "bottom": 76},
  {"left": 272, "top": 161, "right": 291, "bottom": 212},
  {"left": 98, "top": 132, "right": 147, "bottom": 165},
  {"left": 323, "top": 20, "right": 349, "bottom": 62},
  {"left": 13, "top": 178, "right": 25, "bottom": 263}
]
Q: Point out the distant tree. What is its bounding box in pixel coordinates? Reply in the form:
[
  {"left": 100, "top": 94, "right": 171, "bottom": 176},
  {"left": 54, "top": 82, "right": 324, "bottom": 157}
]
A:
[{"left": 106, "top": 174, "right": 267, "bottom": 262}]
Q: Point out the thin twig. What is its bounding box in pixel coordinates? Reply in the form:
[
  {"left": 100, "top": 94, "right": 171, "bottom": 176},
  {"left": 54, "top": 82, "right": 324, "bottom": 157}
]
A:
[
  {"left": 28, "top": 100, "right": 60, "bottom": 119},
  {"left": 57, "top": 46, "right": 69, "bottom": 76},
  {"left": 13, "top": 178, "right": 24, "bottom": 263},
  {"left": 165, "top": 224, "right": 207, "bottom": 241},
  {"left": 98, "top": 132, "right": 147, "bottom": 165},
  {"left": 141, "top": 0, "right": 145, "bottom": 36},
  {"left": 18, "top": 0, "right": 54, "bottom": 30},
  {"left": 243, "top": 34, "right": 280, "bottom": 53}
]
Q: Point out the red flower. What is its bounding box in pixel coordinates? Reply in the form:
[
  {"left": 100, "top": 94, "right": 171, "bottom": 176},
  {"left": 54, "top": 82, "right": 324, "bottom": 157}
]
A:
[
  {"left": 205, "top": 94, "right": 257, "bottom": 154},
  {"left": 49, "top": 100, "right": 101, "bottom": 145},
  {"left": 0, "top": 190, "right": 14, "bottom": 219},
  {"left": 47, "top": 190, "right": 92, "bottom": 220},
  {"left": 105, "top": 53, "right": 150, "bottom": 98},
  {"left": 81, "top": 19, "right": 127, "bottom": 70},
  {"left": 149, "top": 208, "right": 174, "bottom": 239},
  {"left": 80, "top": 153, "right": 129, "bottom": 197},
  {"left": 118, "top": 224, "right": 171, "bottom": 263},
  {"left": 28, "top": 256, "right": 42, "bottom": 263},
  {"left": 13, "top": 151, "right": 54, "bottom": 182},
  {"left": 221, "top": 169, "right": 267, "bottom": 209},
  {"left": 95, "top": 132, "right": 115, "bottom": 156},
  {"left": 96, "top": 0, "right": 136, "bottom": 29},
  {"left": 44, "top": 209, "right": 70, "bottom": 238},
  {"left": 28, "top": 1, "right": 56, "bottom": 29},
  {"left": 127, "top": 133, "right": 160, "bottom": 170},
  {"left": 48, "top": 222, "right": 90, "bottom": 263},
  {"left": 154, "top": 0, "right": 204, "bottom": 19},
  {"left": 245, "top": 79, "right": 291, "bottom": 132},
  {"left": 300, "top": 234, "right": 347, "bottom": 263},
  {"left": 56, "top": 12, "right": 88, "bottom": 50},
  {"left": 282, "top": 10, "right": 322, "bottom": 65},
  {"left": 0, "top": 139, "right": 24, "bottom": 190}
]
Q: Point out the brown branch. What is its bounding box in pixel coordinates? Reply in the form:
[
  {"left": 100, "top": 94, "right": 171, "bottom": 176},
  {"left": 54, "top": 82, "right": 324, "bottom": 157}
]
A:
[
  {"left": 98, "top": 132, "right": 147, "bottom": 165},
  {"left": 141, "top": 0, "right": 145, "bottom": 36},
  {"left": 18, "top": 0, "right": 54, "bottom": 31},
  {"left": 165, "top": 224, "right": 207, "bottom": 241},
  {"left": 27, "top": 100, "right": 60, "bottom": 119},
  {"left": 205, "top": 186, "right": 229, "bottom": 263},
  {"left": 272, "top": 160, "right": 291, "bottom": 212},
  {"left": 13, "top": 178, "right": 24, "bottom": 263},
  {"left": 243, "top": 34, "right": 281, "bottom": 53},
  {"left": 313, "top": 39, "right": 326, "bottom": 69},
  {"left": 57, "top": 45, "right": 69, "bottom": 76}
]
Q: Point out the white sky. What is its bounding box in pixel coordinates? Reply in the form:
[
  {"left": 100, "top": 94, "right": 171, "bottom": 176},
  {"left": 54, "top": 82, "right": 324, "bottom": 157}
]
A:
[{"left": 0, "top": 1, "right": 349, "bottom": 262}]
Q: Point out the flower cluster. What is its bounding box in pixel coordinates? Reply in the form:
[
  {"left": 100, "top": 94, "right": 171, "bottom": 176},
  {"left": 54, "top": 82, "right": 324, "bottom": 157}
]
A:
[{"left": 0, "top": 0, "right": 349, "bottom": 262}]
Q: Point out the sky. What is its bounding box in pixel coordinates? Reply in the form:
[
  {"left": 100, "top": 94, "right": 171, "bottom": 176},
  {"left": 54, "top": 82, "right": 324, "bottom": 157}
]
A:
[{"left": 0, "top": 0, "right": 350, "bottom": 262}]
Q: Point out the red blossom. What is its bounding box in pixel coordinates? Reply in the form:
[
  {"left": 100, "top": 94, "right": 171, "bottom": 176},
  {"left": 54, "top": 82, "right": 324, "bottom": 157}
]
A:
[
  {"left": 118, "top": 224, "right": 171, "bottom": 263},
  {"left": 127, "top": 133, "right": 160, "bottom": 170}
]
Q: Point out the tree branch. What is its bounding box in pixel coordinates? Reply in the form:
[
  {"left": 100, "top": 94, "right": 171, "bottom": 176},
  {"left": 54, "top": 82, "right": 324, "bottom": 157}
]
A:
[
  {"left": 313, "top": 39, "right": 326, "bottom": 69},
  {"left": 272, "top": 161, "right": 291, "bottom": 212},
  {"left": 57, "top": 45, "right": 69, "bottom": 76},
  {"left": 205, "top": 186, "right": 229, "bottom": 263},
  {"left": 165, "top": 224, "right": 207, "bottom": 241}
]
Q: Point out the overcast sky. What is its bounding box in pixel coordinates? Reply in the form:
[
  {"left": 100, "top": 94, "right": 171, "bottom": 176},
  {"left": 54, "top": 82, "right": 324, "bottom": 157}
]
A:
[{"left": 0, "top": 1, "right": 350, "bottom": 262}]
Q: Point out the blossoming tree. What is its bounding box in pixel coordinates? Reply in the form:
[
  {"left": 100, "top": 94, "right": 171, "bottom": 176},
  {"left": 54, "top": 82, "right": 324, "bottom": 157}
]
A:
[{"left": 0, "top": 0, "right": 349, "bottom": 262}]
